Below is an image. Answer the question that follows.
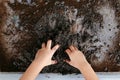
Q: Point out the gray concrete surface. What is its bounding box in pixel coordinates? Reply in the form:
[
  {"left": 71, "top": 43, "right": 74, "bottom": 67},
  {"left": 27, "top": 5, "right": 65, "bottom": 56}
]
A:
[{"left": 0, "top": 72, "right": 120, "bottom": 80}]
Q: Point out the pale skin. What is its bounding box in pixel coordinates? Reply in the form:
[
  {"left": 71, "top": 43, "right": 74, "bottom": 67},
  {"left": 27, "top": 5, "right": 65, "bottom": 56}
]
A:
[
  {"left": 65, "top": 46, "right": 99, "bottom": 80},
  {"left": 20, "top": 40, "right": 99, "bottom": 80}
]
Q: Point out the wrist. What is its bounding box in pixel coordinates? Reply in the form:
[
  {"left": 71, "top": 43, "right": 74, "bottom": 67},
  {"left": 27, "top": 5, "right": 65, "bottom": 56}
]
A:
[
  {"left": 78, "top": 61, "right": 90, "bottom": 70},
  {"left": 32, "top": 59, "right": 45, "bottom": 69}
]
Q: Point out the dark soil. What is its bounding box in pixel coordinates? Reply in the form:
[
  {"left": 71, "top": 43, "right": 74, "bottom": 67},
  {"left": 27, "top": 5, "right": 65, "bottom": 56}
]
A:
[{"left": 0, "top": 0, "right": 120, "bottom": 74}]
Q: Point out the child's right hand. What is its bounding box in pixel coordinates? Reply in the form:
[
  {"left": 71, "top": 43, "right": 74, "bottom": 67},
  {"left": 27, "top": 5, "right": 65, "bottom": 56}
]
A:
[
  {"left": 65, "top": 46, "right": 88, "bottom": 70},
  {"left": 65, "top": 46, "right": 99, "bottom": 80}
]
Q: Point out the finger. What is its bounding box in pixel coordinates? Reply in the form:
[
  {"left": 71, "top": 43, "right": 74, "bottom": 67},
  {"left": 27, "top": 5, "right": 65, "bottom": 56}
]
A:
[
  {"left": 52, "top": 44, "right": 60, "bottom": 53},
  {"left": 46, "top": 40, "right": 52, "bottom": 49},
  {"left": 41, "top": 43, "right": 45, "bottom": 48},
  {"left": 69, "top": 45, "right": 75, "bottom": 51},
  {"left": 74, "top": 46, "right": 78, "bottom": 50},
  {"left": 65, "top": 60, "right": 72, "bottom": 65},
  {"left": 65, "top": 49, "right": 71, "bottom": 55},
  {"left": 51, "top": 60, "right": 57, "bottom": 65}
]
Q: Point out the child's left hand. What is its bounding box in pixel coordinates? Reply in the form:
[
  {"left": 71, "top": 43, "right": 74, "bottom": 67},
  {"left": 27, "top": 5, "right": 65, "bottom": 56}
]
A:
[{"left": 34, "top": 40, "right": 60, "bottom": 67}]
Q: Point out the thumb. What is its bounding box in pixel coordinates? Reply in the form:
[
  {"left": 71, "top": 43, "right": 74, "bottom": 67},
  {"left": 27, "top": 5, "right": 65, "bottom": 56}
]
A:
[
  {"left": 51, "top": 60, "right": 57, "bottom": 65},
  {"left": 51, "top": 45, "right": 60, "bottom": 54},
  {"left": 64, "top": 60, "right": 72, "bottom": 66},
  {"left": 65, "top": 49, "right": 71, "bottom": 56}
]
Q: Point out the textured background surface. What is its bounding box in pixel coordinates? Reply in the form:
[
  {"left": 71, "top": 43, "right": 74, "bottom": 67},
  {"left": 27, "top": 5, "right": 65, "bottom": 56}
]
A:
[{"left": 0, "top": 0, "right": 120, "bottom": 73}]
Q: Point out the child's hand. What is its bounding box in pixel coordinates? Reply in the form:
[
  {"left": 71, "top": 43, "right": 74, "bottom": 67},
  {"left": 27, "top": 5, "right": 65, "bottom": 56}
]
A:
[
  {"left": 34, "top": 40, "right": 59, "bottom": 67},
  {"left": 20, "top": 40, "right": 59, "bottom": 80},
  {"left": 65, "top": 46, "right": 99, "bottom": 80},
  {"left": 65, "top": 46, "right": 88, "bottom": 70},
  {"left": 20, "top": 44, "right": 98, "bottom": 80}
]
